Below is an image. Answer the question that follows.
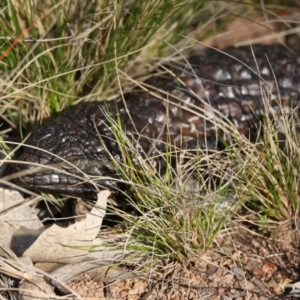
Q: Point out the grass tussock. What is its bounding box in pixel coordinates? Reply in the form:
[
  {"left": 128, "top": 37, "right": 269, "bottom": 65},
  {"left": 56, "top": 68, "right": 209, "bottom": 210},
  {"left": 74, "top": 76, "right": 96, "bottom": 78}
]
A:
[
  {"left": 0, "top": 0, "right": 299, "bottom": 267},
  {"left": 239, "top": 104, "right": 300, "bottom": 223}
]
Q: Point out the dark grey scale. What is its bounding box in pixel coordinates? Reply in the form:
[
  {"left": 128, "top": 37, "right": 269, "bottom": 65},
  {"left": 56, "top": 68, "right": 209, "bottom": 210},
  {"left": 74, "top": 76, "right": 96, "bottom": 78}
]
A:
[{"left": 14, "top": 43, "right": 300, "bottom": 199}]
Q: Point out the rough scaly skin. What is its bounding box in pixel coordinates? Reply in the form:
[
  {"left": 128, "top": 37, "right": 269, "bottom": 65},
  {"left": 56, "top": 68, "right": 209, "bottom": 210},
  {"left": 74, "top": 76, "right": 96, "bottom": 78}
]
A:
[{"left": 14, "top": 44, "right": 300, "bottom": 199}]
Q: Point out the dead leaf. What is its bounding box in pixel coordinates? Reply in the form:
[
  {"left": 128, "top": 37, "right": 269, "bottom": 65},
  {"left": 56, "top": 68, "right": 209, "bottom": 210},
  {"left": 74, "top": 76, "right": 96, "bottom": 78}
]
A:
[
  {"left": 23, "top": 190, "right": 109, "bottom": 264},
  {"left": 15, "top": 256, "right": 83, "bottom": 299},
  {"left": 262, "top": 260, "right": 277, "bottom": 273},
  {"left": 0, "top": 188, "right": 43, "bottom": 249},
  {"left": 10, "top": 227, "right": 46, "bottom": 256},
  {"left": 52, "top": 261, "right": 140, "bottom": 283}
]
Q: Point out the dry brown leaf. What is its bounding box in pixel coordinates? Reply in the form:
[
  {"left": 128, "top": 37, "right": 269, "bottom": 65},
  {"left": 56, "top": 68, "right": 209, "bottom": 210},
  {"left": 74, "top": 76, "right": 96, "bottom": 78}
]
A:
[
  {"left": 10, "top": 227, "right": 46, "bottom": 257},
  {"left": 52, "top": 261, "right": 140, "bottom": 283},
  {"left": 23, "top": 190, "right": 109, "bottom": 264},
  {"left": 0, "top": 188, "right": 43, "bottom": 249}
]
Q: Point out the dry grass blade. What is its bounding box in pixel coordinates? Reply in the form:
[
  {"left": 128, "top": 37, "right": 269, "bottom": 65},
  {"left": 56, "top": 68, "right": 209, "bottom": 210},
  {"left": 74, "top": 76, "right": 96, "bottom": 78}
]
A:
[{"left": 1, "top": 1, "right": 300, "bottom": 298}]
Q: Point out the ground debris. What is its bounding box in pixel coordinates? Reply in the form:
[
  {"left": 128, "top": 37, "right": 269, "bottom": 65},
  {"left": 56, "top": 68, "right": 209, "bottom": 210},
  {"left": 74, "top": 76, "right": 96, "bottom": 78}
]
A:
[{"left": 68, "top": 222, "right": 299, "bottom": 299}]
